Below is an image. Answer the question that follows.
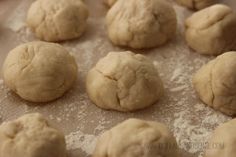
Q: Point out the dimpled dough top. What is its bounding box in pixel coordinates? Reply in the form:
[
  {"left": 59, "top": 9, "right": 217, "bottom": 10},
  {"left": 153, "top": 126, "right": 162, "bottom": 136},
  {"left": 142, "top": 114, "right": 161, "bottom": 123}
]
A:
[
  {"left": 3, "top": 41, "right": 78, "bottom": 103},
  {"left": 185, "top": 4, "right": 236, "bottom": 55},
  {"left": 176, "top": 0, "right": 218, "bottom": 10},
  {"left": 27, "top": 0, "right": 89, "bottom": 42},
  {"left": 93, "top": 118, "right": 180, "bottom": 157},
  {"left": 0, "top": 113, "right": 66, "bottom": 157},
  {"left": 86, "top": 51, "right": 164, "bottom": 112},
  {"left": 205, "top": 119, "right": 236, "bottom": 157},
  {"left": 193, "top": 51, "right": 236, "bottom": 116},
  {"left": 106, "top": 0, "right": 177, "bottom": 49}
]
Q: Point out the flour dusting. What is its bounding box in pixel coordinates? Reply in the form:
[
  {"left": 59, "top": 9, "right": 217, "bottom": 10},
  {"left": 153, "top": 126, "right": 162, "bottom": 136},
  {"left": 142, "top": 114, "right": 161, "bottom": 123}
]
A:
[
  {"left": 0, "top": 1, "right": 233, "bottom": 157},
  {"left": 66, "top": 130, "right": 97, "bottom": 154}
]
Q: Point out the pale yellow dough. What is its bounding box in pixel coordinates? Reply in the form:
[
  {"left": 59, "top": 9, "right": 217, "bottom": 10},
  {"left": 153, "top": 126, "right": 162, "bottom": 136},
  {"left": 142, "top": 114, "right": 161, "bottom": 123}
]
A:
[
  {"left": 205, "top": 119, "right": 236, "bottom": 157},
  {"left": 106, "top": 0, "right": 177, "bottom": 49},
  {"left": 3, "top": 41, "right": 78, "bottom": 103},
  {"left": 185, "top": 4, "right": 236, "bottom": 55},
  {"left": 93, "top": 118, "right": 180, "bottom": 157},
  {"left": 27, "top": 0, "right": 89, "bottom": 42},
  {"left": 0, "top": 113, "right": 66, "bottom": 157},
  {"left": 176, "top": 0, "right": 218, "bottom": 10},
  {"left": 193, "top": 51, "right": 236, "bottom": 116},
  {"left": 86, "top": 51, "right": 164, "bottom": 112}
]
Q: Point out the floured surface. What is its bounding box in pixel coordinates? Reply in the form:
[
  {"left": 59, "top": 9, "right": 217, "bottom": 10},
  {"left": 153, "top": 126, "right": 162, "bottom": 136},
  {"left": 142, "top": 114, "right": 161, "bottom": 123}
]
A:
[{"left": 0, "top": 0, "right": 235, "bottom": 157}]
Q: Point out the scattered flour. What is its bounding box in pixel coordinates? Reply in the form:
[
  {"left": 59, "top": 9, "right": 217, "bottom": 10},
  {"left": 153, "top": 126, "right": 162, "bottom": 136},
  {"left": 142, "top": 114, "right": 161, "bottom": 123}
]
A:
[
  {"left": 0, "top": 1, "right": 233, "bottom": 157},
  {"left": 4, "top": 1, "right": 27, "bottom": 32},
  {"left": 66, "top": 130, "right": 97, "bottom": 155}
]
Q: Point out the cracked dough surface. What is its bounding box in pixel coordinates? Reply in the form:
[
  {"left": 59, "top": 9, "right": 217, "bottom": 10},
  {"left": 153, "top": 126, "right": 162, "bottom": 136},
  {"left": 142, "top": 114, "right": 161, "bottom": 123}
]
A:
[
  {"left": 185, "top": 4, "right": 236, "bottom": 55},
  {"left": 193, "top": 51, "right": 236, "bottom": 116},
  {"left": 93, "top": 118, "right": 180, "bottom": 157},
  {"left": 204, "top": 118, "right": 236, "bottom": 157},
  {"left": 106, "top": 0, "right": 177, "bottom": 49},
  {"left": 176, "top": 0, "right": 217, "bottom": 10},
  {"left": 0, "top": 113, "right": 66, "bottom": 157},
  {"left": 86, "top": 51, "right": 164, "bottom": 112},
  {"left": 27, "top": 0, "right": 89, "bottom": 42},
  {"left": 2, "top": 41, "right": 78, "bottom": 103}
]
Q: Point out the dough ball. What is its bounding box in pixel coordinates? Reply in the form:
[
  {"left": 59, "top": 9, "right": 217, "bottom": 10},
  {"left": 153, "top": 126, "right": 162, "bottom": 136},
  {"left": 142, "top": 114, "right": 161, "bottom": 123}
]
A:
[
  {"left": 106, "top": 0, "right": 177, "bottom": 49},
  {"left": 0, "top": 113, "right": 66, "bottom": 157},
  {"left": 205, "top": 119, "right": 236, "bottom": 157},
  {"left": 176, "top": 0, "right": 217, "bottom": 10},
  {"left": 93, "top": 118, "right": 180, "bottom": 157},
  {"left": 104, "top": 0, "right": 117, "bottom": 7},
  {"left": 27, "top": 0, "right": 89, "bottom": 42},
  {"left": 193, "top": 51, "right": 236, "bottom": 116},
  {"left": 3, "top": 41, "right": 78, "bottom": 103},
  {"left": 185, "top": 4, "right": 236, "bottom": 55},
  {"left": 86, "top": 51, "right": 164, "bottom": 112}
]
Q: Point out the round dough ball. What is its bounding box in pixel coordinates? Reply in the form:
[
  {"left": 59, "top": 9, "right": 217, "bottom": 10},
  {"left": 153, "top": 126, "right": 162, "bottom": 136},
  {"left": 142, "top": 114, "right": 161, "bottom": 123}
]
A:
[
  {"left": 205, "top": 119, "right": 236, "bottom": 157},
  {"left": 93, "top": 118, "right": 180, "bottom": 157},
  {"left": 86, "top": 51, "right": 164, "bottom": 112},
  {"left": 0, "top": 113, "right": 66, "bottom": 157},
  {"left": 185, "top": 4, "right": 236, "bottom": 55},
  {"left": 3, "top": 41, "right": 78, "bottom": 103},
  {"left": 193, "top": 51, "right": 236, "bottom": 116},
  {"left": 176, "top": 0, "right": 217, "bottom": 10},
  {"left": 27, "top": 0, "right": 89, "bottom": 42},
  {"left": 106, "top": 0, "right": 177, "bottom": 49},
  {"left": 104, "top": 0, "right": 117, "bottom": 7}
]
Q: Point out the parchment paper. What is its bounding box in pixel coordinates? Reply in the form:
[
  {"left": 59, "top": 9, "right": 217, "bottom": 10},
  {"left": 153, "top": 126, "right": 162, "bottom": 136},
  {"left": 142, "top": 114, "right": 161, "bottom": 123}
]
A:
[{"left": 0, "top": 0, "right": 235, "bottom": 157}]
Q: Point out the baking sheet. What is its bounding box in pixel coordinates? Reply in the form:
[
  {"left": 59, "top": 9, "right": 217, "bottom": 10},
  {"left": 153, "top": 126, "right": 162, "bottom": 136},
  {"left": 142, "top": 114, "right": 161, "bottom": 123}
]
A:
[{"left": 0, "top": 0, "right": 235, "bottom": 157}]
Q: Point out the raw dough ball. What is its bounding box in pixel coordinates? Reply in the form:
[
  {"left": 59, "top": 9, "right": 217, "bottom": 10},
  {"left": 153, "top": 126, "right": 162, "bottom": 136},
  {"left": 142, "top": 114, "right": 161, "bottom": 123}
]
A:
[
  {"left": 86, "top": 51, "right": 164, "bottom": 112},
  {"left": 27, "top": 0, "right": 89, "bottom": 42},
  {"left": 3, "top": 41, "right": 78, "bottom": 103},
  {"left": 104, "top": 0, "right": 117, "bottom": 7},
  {"left": 93, "top": 118, "right": 180, "bottom": 157},
  {"left": 0, "top": 113, "right": 66, "bottom": 157},
  {"left": 106, "top": 0, "right": 177, "bottom": 49},
  {"left": 176, "top": 0, "right": 217, "bottom": 10},
  {"left": 205, "top": 119, "right": 236, "bottom": 157},
  {"left": 185, "top": 4, "right": 236, "bottom": 55},
  {"left": 193, "top": 51, "right": 236, "bottom": 116}
]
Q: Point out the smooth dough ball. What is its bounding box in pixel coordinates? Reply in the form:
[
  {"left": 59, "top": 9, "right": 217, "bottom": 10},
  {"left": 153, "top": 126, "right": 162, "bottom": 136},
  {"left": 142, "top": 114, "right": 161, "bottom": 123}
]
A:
[
  {"left": 93, "top": 118, "right": 180, "bottom": 157},
  {"left": 0, "top": 113, "right": 66, "bottom": 157},
  {"left": 193, "top": 51, "right": 236, "bottom": 116},
  {"left": 185, "top": 4, "right": 236, "bottom": 55},
  {"left": 27, "top": 0, "right": 89, "bottom": 42},
  {"left": 3, "top": 41, "right": 78, "bottom": 103},
  {"left": 106, "top": 0, "right": 177, "bottom": 49},
  {"left": 86, "top": 51, "right": 164, "bottom": 112},
  {"left": 176, "top": 0, "right": 217, "bottom": 10},
  {"left": 205, "top": 119, "right": 236, "bottom": 157},
  {"left": 104, "top": 0, "right": 117, "bottom": 7}
]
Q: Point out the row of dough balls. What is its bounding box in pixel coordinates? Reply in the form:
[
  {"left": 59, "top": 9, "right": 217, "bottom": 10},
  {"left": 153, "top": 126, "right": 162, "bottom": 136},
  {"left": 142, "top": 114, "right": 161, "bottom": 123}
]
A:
[
  {"left": 26, "top": 0, "right": 236, "bottom": 56},
  {"left": 2, "top": 41, "right": 163, "bottom": 112},
  {"left": 4, "top": 42, "right": 236, "bottom": 116},
  {"left": 0, "top": 113, "right": 235, "bottom": 157}
]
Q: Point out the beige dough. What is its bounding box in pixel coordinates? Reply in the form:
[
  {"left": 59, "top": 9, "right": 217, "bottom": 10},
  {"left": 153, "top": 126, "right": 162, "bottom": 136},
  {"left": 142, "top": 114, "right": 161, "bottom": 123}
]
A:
[
  {"left": 193, "top": 51, "right": 236, "bottom": 116},
  {"left": 176, "top": 0, "right": 218, "bottom": 10},
  {"left": 93, "top": 118, "right": 180, "bottom": 157},
  {"left": 0, "top": 113, "right": 66, "bottom": 157},
  {"left": 106, "top": 0, "right": 177, "bottom": 49},
  {"left": 205, "top": 119, "right": 236, "bottom": 157},
  {"left": 104, "top": 0, "right": 117, "bottom": 7},
  {"left": 185, "top": 4, "right": 236, "bottom": 55},
  {"left": 86, "top": 51, "right": 164, "bottom": 112},
  {"left": 3, "top": 41, "right": 78, "bottom": 103},
  {"left": 27, "top": 0, "right": 89, "bottom": 42}
]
